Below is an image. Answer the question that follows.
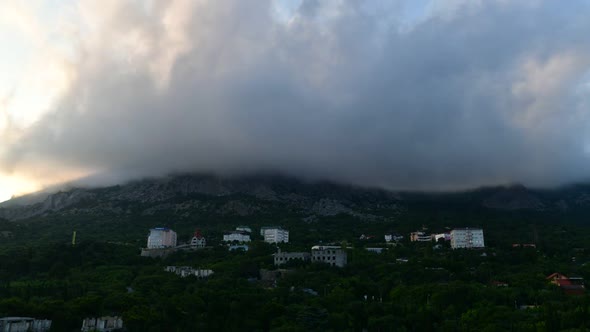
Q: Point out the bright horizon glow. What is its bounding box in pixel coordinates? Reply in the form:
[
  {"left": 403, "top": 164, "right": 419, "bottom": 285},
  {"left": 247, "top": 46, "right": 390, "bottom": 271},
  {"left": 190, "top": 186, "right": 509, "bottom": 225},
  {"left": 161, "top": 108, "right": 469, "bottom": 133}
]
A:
[
  {"left": 0, "top": 0, "right": 316, "bottom": 201},
  {"left": 0, "top": 0, "right": 80, "bottom": 200},
  {"left": 0, "top": 174, "right": 41, "bottom": 203}
]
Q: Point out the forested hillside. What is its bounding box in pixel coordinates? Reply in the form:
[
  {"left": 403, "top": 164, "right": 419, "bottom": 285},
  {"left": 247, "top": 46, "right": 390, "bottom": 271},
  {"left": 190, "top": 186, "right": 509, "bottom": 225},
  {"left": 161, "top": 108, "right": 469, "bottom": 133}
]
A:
[{"left": 1, "top": 175, "right": 590, "bottom": 331}]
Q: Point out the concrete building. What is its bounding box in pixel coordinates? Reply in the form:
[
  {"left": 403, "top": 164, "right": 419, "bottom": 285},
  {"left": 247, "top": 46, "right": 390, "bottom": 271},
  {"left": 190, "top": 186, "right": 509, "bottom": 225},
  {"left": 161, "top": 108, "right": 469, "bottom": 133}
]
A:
[
  {"left": 81, "top": 316, "right": 123, "bottom": 332},
  {"left": 410, "top": 231, "right": 433, "bottom": 242},
  {"left": 0, "top": 317, "right": 51, "bottom": 332},
  {"left": 262, "top": 227, "right": 289, "bottom": 243},
  {"left": 223, "top": 231, "right": 251, "bottom": 243},
  {"left": 311, "top": 245, "right": 347, "bottom": 267},
  {"left": 190, "top": 229, "right": 206, "bottom": 248},
  {"left": 260, "top": 226, "right": 271, "bottom": 236},
  {"left": 273, "top": 250, "right": 311, "bottom": 266},
  {"left": 147, "top": 227, "right": 177, "bottom": 248},
  {"left": 450, "top": 228, "right": 485, "bottom": 249},
  {"left": 165, "top": 266, "right": 214, "bottom": 278},
  {"left": 434, "top": 233, "right": 451, "bottom": 242},
  {"left": 385, "top": 234, "right": 403, "bottom": 242}
]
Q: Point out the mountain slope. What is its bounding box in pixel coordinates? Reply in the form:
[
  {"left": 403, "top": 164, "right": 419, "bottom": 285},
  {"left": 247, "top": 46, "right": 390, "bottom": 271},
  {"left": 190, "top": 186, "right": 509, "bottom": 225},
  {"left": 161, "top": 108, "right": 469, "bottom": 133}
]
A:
[
  {"left": 2, "top": 174, "right": 590, "bottom": 222},
  {"left": 0, "top": 174, "right": 401, "bottom": 221}
]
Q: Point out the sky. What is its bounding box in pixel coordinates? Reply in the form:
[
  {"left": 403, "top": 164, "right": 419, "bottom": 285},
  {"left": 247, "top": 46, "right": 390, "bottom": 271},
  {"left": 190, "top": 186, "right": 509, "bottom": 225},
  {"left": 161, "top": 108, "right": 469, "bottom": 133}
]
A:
[{"left": 1, "top": 0, "right": 590, "bottom": 202}]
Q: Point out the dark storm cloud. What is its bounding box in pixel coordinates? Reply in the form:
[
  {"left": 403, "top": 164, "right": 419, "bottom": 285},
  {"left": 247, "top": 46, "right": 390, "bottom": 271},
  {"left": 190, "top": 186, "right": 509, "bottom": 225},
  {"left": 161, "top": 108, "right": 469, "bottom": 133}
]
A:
[{"left": 3, "top": 0, "right": 590, "bottom": 190}]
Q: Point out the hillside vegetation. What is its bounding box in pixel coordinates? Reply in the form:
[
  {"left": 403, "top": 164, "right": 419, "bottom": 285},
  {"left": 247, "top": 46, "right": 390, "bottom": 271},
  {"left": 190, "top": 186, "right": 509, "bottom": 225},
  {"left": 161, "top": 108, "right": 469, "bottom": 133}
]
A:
[{"left": 1, "top": 175, "right": 590, "bottom": 331}]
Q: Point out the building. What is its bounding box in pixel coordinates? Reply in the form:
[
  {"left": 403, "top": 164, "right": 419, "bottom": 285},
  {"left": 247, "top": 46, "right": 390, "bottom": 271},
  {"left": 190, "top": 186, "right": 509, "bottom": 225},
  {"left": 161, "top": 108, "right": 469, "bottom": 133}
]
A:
[
  {"left": 384, "top": 234, "right": 403, "bottom": 242},
  {"left": 547, "top": 273, "right": 585, "bottom": 295},
  {"left": 311, "top": 245, "right": 347, "bottom": 267},
  {"left": 228, "top": 244, "right": 249, "bottom": 251},
  {"left": 410, "top": 231, "right": 433, "bottom": 242},
  {"left": 259, "top": 269, "right": 294, "bottom": 288},
  {"left": 262, "top": 227, "right": 289, "bottom": 243},
  {"left": 147, "top": 227, "right": 177, "bottom": 248},
  {"left": 513, "top": 243, "right": 537, "bottom": 248},
  {"left": 190, "top": 229, "right": 206, "bottom": 248},
  {"left": 366, "top": 247, "right": 386, "bottom": 254},
  {"left": 236, "top": 226, "right": 252, "bottom": 233},
  {"left": 223, "top": 231, "right": 251, "bottom": 243},
  {"left": 0, "top": 317, "right": 52, "bottom": 332},
  {"left": 81, "top": 316, "right": 123, "bottom": 332},
  {"left": 434, "top": 233, "right": 451, "bottom": 242},
  {"left": 165, "top": 266, "right": 214, "bottom": 278},
  {"left": 260, "top": 226, "right": 271, "bottom": 236},
  {"left": 450, "top": 228, "right": 485, "bottom": 249},
  {"left": 273, "top": 250, "right": 310, "bottom": 266}
]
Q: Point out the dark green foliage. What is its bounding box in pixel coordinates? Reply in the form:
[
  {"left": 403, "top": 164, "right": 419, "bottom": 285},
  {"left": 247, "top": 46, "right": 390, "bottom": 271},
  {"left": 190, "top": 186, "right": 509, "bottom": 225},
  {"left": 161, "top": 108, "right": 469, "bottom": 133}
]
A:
[{"left": 3, "top": 184, "right": 590, "bottom": 331}]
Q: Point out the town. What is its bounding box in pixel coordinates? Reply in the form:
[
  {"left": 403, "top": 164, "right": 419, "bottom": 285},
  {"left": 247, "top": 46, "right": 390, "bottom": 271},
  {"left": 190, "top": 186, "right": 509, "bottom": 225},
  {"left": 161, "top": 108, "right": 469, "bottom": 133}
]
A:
[
  {"left": 6, "top": 221, "right": 583, "bottom": 332},
  {"left": 0, "top": 210, "right": 586, "bottom": 332}
]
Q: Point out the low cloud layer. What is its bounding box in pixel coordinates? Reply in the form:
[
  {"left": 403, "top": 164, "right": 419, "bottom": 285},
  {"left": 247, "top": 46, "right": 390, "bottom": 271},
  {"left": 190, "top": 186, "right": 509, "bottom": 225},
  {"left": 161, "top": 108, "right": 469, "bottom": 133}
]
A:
[{"left": 2, "top": 0, "right": 590, "bottom": 192}]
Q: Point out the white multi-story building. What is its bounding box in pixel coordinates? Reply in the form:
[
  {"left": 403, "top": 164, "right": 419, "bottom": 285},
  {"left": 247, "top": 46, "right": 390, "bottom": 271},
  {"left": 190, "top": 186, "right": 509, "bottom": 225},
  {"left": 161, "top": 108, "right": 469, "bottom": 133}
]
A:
[
  {"left": 165, "top": 266, "right": 214, "bottom": 278},
  {"left": 311, "top": 245, "right": 347, "bottom": 267},
  {"left": 274, "top": 250, "right": 310, "bottom": 266},
  {"left": 223, "top": 231, "right": 251, "bottom": 243},
  {"left": 260, "top": 226, "right": 271, "bottom": 236},
  {"left": 81, "top": 316, "right": 123, "bottom": 332},
  {"left": 0, "top": 317, "right": 52, "bottom": 332},
  {"left": 450, "top": 228, "right": 485, "bottom": 249},
  {"left": 261, "top": 227, "right": 289, "bottom": 243},
  {"left": 190, "top": 236, "right": 206, "bottom": 248},
  {"left": 147, "top": 228, "right": 177, "bottom": 248}
]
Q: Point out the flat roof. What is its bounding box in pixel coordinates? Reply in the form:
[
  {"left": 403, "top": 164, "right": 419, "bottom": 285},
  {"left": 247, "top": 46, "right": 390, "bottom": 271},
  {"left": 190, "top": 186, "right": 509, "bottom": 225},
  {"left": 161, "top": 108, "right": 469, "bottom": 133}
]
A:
[
  {"left": 312, "top": 245, "right": 345, "bottom": 250},
  {"left": 0, "top": 317, "right": 35, "bottom": 321}
]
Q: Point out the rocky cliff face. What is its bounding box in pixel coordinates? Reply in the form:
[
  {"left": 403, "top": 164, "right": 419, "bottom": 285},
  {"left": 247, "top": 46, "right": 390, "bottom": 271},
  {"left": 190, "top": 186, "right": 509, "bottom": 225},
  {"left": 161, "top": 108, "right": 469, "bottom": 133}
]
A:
[
  {"left": 0, "top": 174, "right": 401, "bottom": 221},
  {"left": 2, "top": 174, "right": 590, "bottom": 222},
  {"left": 0, "top": 189, "right": 95, "bottom": 220}
]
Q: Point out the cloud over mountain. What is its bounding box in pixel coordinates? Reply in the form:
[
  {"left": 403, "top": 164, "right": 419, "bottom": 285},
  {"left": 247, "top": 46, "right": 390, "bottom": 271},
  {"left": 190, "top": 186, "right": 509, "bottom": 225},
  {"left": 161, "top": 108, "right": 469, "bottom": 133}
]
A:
[{"left": 2, "top": 0, "right": 590, "bottom": 191}]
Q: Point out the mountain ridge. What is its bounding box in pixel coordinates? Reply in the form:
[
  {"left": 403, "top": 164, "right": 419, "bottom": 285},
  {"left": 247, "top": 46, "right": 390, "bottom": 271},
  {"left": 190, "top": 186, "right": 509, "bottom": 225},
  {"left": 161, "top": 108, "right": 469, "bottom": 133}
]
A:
[{"left": 2, "top": 173, "right": 590, "bottom": 221}]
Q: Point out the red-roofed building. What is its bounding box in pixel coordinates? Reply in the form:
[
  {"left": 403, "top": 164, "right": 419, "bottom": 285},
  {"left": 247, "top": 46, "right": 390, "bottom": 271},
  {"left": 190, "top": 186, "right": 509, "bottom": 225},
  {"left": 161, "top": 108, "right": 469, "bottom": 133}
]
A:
[{"left": 547, "top": 273, "right": 585, "bottom": 295}]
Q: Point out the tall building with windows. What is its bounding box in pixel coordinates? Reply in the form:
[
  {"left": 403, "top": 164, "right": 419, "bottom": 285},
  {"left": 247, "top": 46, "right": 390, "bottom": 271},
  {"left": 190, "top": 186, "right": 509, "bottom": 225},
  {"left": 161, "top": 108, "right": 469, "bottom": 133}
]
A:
[
  {"left": 450, "top": 228, "right": 484, "bottom": 249},
  {"left": 311, "top": 245, "right": 347, "bottom": 267},
  {"left": 274, "top": 249, "right": 310, "bottom": 266},
  {"left": 261, "top": 227, "right": 289, "bottom": 243},
  {"left": 147, "top": 228, "right": 177, "bottom": 248}
]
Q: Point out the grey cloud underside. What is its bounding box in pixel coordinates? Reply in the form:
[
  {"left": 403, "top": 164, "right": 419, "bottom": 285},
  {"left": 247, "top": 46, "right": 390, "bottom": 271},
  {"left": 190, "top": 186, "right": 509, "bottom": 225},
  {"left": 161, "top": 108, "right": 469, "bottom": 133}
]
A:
[{"left": 4, "top": 0, "right": 590, "bottom": 190}]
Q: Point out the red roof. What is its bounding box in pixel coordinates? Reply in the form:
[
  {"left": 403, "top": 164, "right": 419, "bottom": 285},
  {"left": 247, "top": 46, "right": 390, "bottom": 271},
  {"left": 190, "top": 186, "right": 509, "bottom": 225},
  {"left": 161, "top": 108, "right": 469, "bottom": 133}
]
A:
[{"left": 547, "top": 273, "right": 585, "bottom": 294}]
